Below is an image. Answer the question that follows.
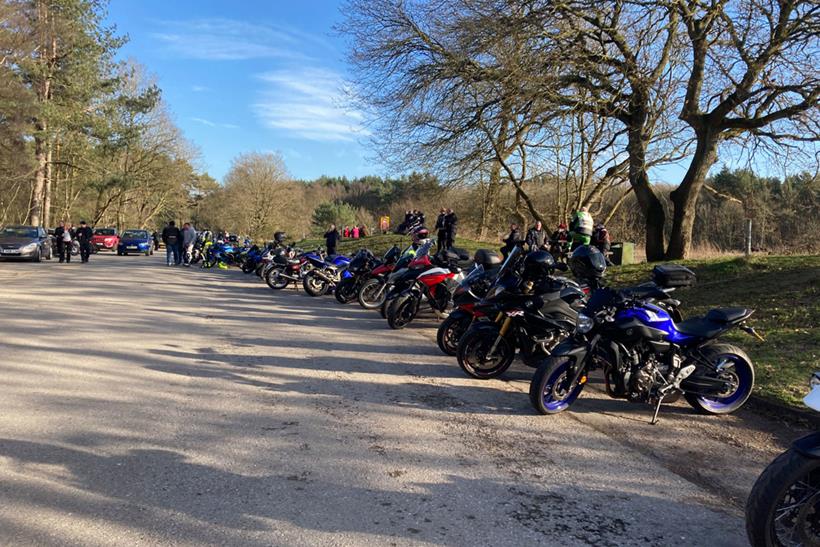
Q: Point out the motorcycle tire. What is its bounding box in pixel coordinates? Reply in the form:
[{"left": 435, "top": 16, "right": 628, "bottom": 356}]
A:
[
  {"left": 358, "top": 278, "right": 387, "bottom": 309},
  {"left": 303, "top": 272, "right": 330, "bottom": 297},
  {"left": 456, "top": 324, "right": 515, "bottom": 379},
  {"left": 529, "top": 356, "right": 586, "bottom": 415},
  {"left": 746, "top": 446, "right": 820, "bottom": 546},
  {"left": 265, "top": 268, "right": 289, "bottom": 290},
  {"left": 241, "top": 261, "right": 255, "bottom": 274},
  {"left": 437, "top": 311, "right": 472, "bottom": 356},
  {"left": 683, "top": 343, "right": 754, "bottom": 415},
  {"left": 335, "top": 277, "right": 358, "bottom": 304},
  {"left": 387, "top": 294, "right": 419, "bottom": 330}
]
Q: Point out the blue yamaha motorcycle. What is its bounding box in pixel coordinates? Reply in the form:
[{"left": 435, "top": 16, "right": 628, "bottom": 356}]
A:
[
  {"left": 301, "top": 252, "right": 352, "bottom": 296},
  {"left": 529, "top": 264, "right": 764, "bottom": 423}
]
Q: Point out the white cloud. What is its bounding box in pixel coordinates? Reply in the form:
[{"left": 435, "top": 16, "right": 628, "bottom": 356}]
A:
[
  {"left": 151, "top": 18, "right": 331, "bottom": 61},
  {"left": 190, "top": 117, "right": 239, "bottom": 129},
  {"left": 252, "top": 68, "right": 368, "bottom": 142},
  {"left": 191, "top": 85, "right": 209, "bottom": 92}
]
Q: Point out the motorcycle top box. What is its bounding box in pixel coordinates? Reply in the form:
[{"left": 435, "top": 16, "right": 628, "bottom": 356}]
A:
[{"left": 652, "top": 264, "right": 696, "bottom": 288}]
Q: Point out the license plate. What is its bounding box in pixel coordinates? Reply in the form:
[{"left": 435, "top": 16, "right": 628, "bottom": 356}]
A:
[
  {"left": 1, "top": 249, "right": 18, "bottom": 254},
  {"left": 128, "top": 246, "right": 138, "bottom": 250}
]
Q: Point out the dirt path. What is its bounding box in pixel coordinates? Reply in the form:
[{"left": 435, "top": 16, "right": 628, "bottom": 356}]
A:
[{"left": 0, "top": 254, "right": 797, "bottom": 546}]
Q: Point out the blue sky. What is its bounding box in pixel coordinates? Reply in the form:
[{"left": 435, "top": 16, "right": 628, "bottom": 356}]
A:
[{"left": 107, "top": 0, "right": 372, "bottom": 182}]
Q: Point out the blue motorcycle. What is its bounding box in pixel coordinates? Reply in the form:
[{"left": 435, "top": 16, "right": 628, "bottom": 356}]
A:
[
  {"left": 301, "top": 252, "right": 352, "bottom": 296},
  {"left": 529, "top": 261, "right": 763, "bottom": 423}
]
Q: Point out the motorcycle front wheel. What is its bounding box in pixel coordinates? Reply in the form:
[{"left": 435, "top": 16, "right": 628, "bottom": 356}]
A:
[
  {"left": 746, "top": 446, "right": 820, "bottom": 546},
  {"left": 358, "top": 278, "right": 387, "bottom": 309},
  {"left": 335, "top": 277, "right": 358, "bottom": 304},
  {"left": 387, "top": 294, "right": 419, "bottom": 329},
  {"left": 303, "top": 272, "right": 330, "bottom": 297},
  {"left": 265, "top": 267, "right": 289, "bottom": 290},
  {"left": 457, "top": 324, "right": 515, "bottom": 379},
  {"left": 437, "top": 310, "right": 473, "bottom": 356},
  {"left": 529, "top": 356, "right": 586, "bottom": 415}
]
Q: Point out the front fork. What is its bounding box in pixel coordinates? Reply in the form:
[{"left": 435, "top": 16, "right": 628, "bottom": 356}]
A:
[{"left": 487, "top": 316, "right": 513, "bottom": 356}]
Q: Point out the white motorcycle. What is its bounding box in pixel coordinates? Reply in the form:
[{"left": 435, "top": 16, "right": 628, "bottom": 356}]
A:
[{"left": 746, "top": 372, "right": 820, "bottom": 546}]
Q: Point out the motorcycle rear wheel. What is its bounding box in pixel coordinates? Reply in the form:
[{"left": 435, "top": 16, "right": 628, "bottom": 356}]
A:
[
  {"left": 387, "top": 295, "right": 419, "bottom": 329},
  {"left": 457, "top": 325, "right": 515, "bottom": 379},
  {"left": 303, "top": 272, "right": 330, "bottom": 297},
  {"left": 358, "top": 278, "right": 387, "bottom": 309},
  {"left": 746, "top": 446, "right": 820, "bottom": 547},
  {"left": 684, "top": 343, "right": 754, "bottom": 415},
  {"left": 335, "top": 277, "right": 358, "bottom": 304}
]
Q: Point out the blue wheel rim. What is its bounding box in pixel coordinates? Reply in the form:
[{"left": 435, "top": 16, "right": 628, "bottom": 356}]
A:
[
  {"left": 542, "top": 360, "right": 583, "bottom": 412},
  {"left": 697, "top": 355, "right": 753, "bottom": 411}
]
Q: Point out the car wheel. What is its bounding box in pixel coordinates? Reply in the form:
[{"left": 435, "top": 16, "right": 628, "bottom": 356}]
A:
[{"left": 32, "top": 249, "right": 41, "bottom": 263}]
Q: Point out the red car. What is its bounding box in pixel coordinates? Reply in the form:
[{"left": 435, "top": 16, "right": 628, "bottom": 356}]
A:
[{"left": 91, "top": 227, "right": 120, "bottom": 252}]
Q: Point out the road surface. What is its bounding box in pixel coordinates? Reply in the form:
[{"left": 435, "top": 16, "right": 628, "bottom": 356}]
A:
[{"left": 0, "top": 254, "right": 793, "bottom": 546}]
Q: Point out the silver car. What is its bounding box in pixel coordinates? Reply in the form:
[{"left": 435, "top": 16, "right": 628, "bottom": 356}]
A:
[{"left": 0, "top": 225, "right": 53, "bottom": 262}]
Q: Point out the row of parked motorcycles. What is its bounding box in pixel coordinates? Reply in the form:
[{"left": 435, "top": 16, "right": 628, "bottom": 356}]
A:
[{"left": 217, "top": 232, "right": 812, "bottom": 547}]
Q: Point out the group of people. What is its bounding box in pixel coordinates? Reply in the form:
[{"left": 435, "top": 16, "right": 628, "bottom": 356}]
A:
[
  {"left": 434, "top": 208, "right": 458, "bottom": 252},
  {"left": 53, "top": 220, "right": 93, "bottom": 263},
  {"left": 341, "top": 225, "right": 368, "bottom": 239},
  {"left": 160, "top": 220, "right": 198, "bottom": 266},
  {"left": 399, "top": 210, "right": 426, "bottom": 234},
  {"left": 501, "top": 207, "right": 612, "bottom": 261}
]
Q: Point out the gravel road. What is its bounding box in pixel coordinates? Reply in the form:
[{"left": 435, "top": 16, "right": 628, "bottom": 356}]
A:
[{"left": 0, "top": 254, "right": 798, "bottom": 546}]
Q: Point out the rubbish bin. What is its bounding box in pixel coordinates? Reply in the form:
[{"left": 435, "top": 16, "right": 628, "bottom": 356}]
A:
[{"left": 611, "top": 242, "right": 635, "bottom": 266}]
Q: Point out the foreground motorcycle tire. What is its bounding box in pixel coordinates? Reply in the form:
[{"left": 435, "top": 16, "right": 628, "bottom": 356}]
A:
[
  {"left": 457, "top": 324, "right": 515, "bottom": 379},
  {"left": 746, "top": 446, "right": 820, "bottom": 546},
  {"left": 437, "top": 311, "right": 472, "bottom": 356},
  {"left": 529, "top": 356, "right": 586, "bottom": 415},
  {"left": 241, "top": 261, "right": 256, "bottom": 274},
  {"left": 358, "top": 278, "right": 387, "bottom": 309},
  {"left": 265, "top": 268, "right": 289, "bottom": 290},
  {"left": 683, "top": 343, "right": 754, "bottom": 415},
  {"left": 335, "top": 278, "right": 358, "bottom": 304},
  {"left": 303, "top": 272, "right": 330, "bottom": 297},
  {"left": 387, "top": 294, "right": 419, "bottom": 330}
]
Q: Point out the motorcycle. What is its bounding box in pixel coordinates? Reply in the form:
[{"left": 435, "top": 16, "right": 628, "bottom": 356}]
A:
[
  {"left": 456, "top": 250, "right": 587, "bottom": 379},
  {"left": 385, "top": 247, "right": 473, "bottom": 329},
  {"left": 302, "top": 253, "right": 352, "bottom": 297},
  {"left": 264, "top": 247, "right": 314, "bottom": 290},
  {"left": 436, "top": 250, "right": 505, "bottom": 355},
  {"left": 746, "top": 372, "right": 820, "bottom": 547},
  {"left": 357, "top": 244, "right": 419, "bottom": 310},
  {"left": 529, "top": 264, "right": 762, "bottom": 422},
  {"left": 379, "top": 241, "right": 437, "bottom": 318},
  {"left": 335, "top": 246, "right": 400, "bottom": 304}
]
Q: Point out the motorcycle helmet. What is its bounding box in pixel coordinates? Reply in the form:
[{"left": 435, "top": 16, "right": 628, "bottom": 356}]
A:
[
  {"left": 412, "top": 227, "right": 430, "bottom": 244},
  {"left": 569, "top": 245, "right": 607, "bottom": 280},
  {"left": 522, "top": 250, "right": 556, "bottom": 281}
]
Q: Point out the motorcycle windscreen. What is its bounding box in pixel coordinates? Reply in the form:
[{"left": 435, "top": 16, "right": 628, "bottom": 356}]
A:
[{"left": 805, "top": 385, "right": 820, "bottom": 411}]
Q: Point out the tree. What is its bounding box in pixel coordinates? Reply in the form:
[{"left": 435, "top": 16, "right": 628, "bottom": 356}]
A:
[{"left": 311, "top": 202, "right": 357, "bottom": 232}]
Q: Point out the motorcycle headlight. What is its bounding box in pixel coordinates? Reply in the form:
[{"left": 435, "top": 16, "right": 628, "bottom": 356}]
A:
[
  {"left": 810, "top": 372, "right": 820, "bottom": 389},
  {"left": 576, "top": 313, "right": 594, "bottom": 334}
]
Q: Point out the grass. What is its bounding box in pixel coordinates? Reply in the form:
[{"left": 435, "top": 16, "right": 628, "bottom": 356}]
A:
[
  {"left": 297, "top": 232, "right": 818, "bottom": 409},
  {"left": 609, "top": 255, "right": 820, "bottom": 409}
]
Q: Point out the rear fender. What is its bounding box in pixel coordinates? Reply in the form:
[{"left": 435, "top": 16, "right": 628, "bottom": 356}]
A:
[{"left": 793, "top": 432, "right": 820, "bottom": 459}]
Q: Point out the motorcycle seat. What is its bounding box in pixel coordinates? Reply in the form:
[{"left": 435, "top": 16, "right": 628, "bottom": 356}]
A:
[
  {"left": 706, "top": 307, "right": 752, "bottom": 324},
  {"left": 675, "top": 317, "right": 727, "bottom": 339}
]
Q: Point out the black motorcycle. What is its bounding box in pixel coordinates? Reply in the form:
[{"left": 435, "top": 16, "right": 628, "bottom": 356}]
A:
[
  {"left": 746, "top": 372, "right": 820, "bottom": 547},
  {"left": 335, "top": 246, "right": 399, "bottom": 304},
  {"left": 529, "top": 260, "right": 762, "bottom": 422}
]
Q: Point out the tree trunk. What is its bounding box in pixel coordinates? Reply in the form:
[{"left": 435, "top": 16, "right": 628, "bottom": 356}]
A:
[
  {"left": 43, "top": 142, "right": 52, "bottom": 228},
  {"left": 30, "top": 134, "right": 47, "bottom": 226},
  {"left": 479, "top": 161, "right": 502, "bottom": 239},
  {"left": 666, "top": 133, "right": 719, "bottom": 259},
  {"left": 626, "top": 121, "right": 666, "bottom": 261}
]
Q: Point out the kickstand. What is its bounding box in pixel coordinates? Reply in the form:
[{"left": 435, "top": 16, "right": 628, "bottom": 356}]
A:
[{"left": 650, "top": 395, "right": 666, "bottom": 425}]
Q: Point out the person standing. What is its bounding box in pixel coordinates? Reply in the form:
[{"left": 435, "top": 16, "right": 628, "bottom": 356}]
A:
[
  {"left": 434, "top": 208, "right": 446, "bottom": 252},
  {"left": 501, "top": 223, "right": 523, "bottom": 258},
  {"left": 443, "top": 208, "right": 458, "bottom": 250},
  {"left": 182, "top": 222, "right": 197, "bottom": 266},
  {"left": 54, "top": 221, "right": 67, "bottom": 263},
  {"left": 61, "top": 223, "right": 74, "bottom": 263},
  {"left": 162, "top": 220, "right": 182, "bottom": 266},
  {"left": 76, "top": 221, "right": 93, "bottom": 263},
  {"left": 525, "top": 220, "right": 548, "bottom": 251},
  {"left": 352, "top": 225, "right": 359, "bottom": 239},
  {"left": 324, "top": 224, "right": 339, "bottom": 256},
  {"left": 151, "top": 231, "right": 160, "bottom": 250},
  {"left": 569, "top": 206, "right": 594, "bottom": 250}
]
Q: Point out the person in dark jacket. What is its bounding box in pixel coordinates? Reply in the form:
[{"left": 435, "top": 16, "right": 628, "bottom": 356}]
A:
[
  {"left": 324, "top": 224, "right": 339, "bottom": 256},
  {"left": 501, "top": 223, "right": 523, "bottom": 258},
  {"left": 434, "top": 208, "right": 446, "bottom": 252},
  {"left": 75, "top": 220, "right": 93, "bottom": 263},
  {"left": 525, "top": 221, "right": 548, "bottom": 251},
  {"left": 161, "top": 220, "right": 182, "bottom": 266},
  {"left": 54, "top": 221, "right": 67, "bottom": 263},
  {"left": 443, "top": 208, "right": 457, "bottom": 249},
  {"left": 151, "top": 231, "right": 160, "bottom": 250}
]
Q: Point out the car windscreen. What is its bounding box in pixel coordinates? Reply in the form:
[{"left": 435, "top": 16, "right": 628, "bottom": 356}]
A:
[
  {"left": 121, "top": 231, "right": 148, "bottom": 239},
  {"left": 94, "top": 228, "right": 116, "bottom": 235},
  {"left": 1, "top": 227, "right": 37, "bottom": 238}
]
